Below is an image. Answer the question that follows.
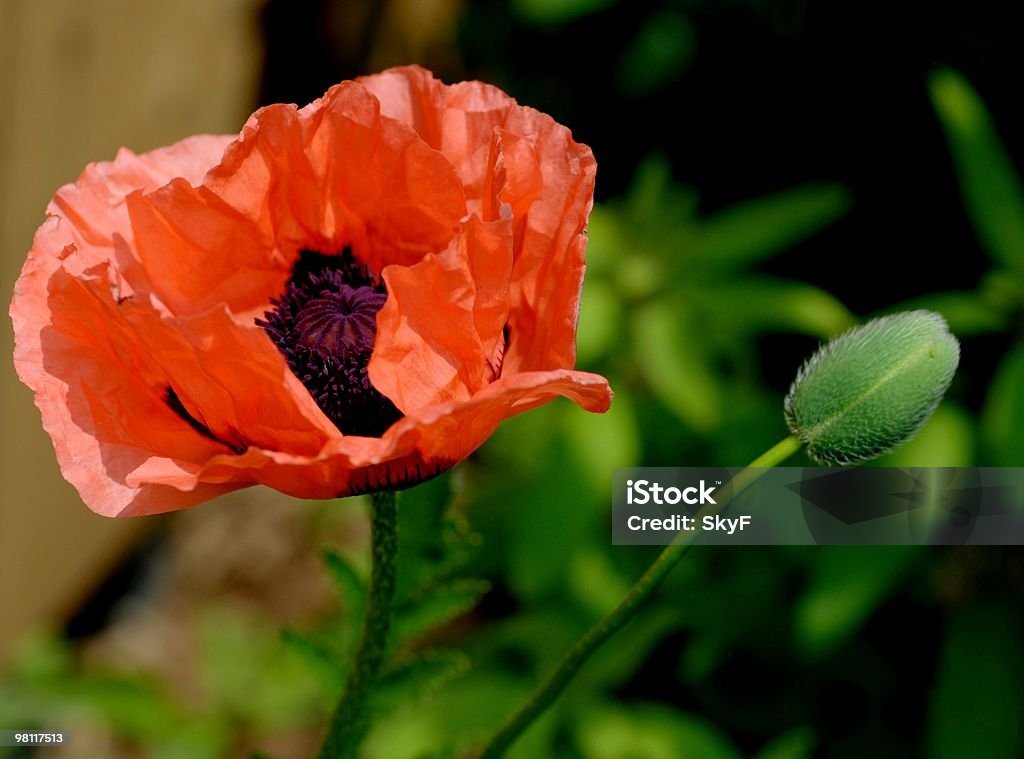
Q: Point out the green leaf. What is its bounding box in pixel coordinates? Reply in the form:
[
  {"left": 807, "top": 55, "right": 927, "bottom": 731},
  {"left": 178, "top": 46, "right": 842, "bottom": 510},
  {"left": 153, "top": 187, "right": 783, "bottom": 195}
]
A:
[
  {"left": 394, "top": 473, "right": 465, "bottom": 599},
  {"left": 634, "top": 299, "right": 721, "bottom": 432},
  {"left": 981, "top": 342, "right": 1024, "bottom": 465},
  {"left": 393, "top": 579, "right": 491, "bottom": 645},
  {"left": 785, "top": 311, "right": 960, "bottom": 465},
  {"left": 567, "top": 547, "right": 633, "bottom": 620},
  {"left": 576, "top": 278, "right": 624, "bottom": 365},
  {"left": 196, "top": 605, "right": 323, "bottom": 726},
  {"left": 363, "top": 710, "right": 448, "bottom": 759},
  {"left": 564, "top": 391, "right": 640, "bottom": 496},
  {"left": 511, "top": 0, "right": 616, "bottom": 25},
  {"left": 499, "top": 421, "right": 599, "bottom": 599},
  {"left": 795, "top": 546, "right": 918, "bottom": 658},
  {"left": 280, "top": 628, "right": 346, "bottom": 692},
  {"left": 929, "top": 68, "right": 1024, "bottom": 271},
  {"left": 888, "top": 290, "right": 1008, "bottom": 337},
  {"left": 980, "top": 268, "right": 1024, "bottom": 311},
  {"left": 581, "top": 204, "right": 624, "bottom": 277},
  {"left": 753, "top": 728, "right": 817, "bottom": 759},
  {"left": 59, "top": 677, "right": 185, "bottom": 742},
  {"left": 374, "top": 649, "right": 471, "bottom": 713},
  {"left": 365, "top": 670, "right": 537, "bottom": 759},
  {"left": 704, "top": 277, "right": 856, "bottom": 339},
  {"left": 926, "top": 603, "right": 1024, "bottom": 759},
  {"left": 152, "top": 721, "right": 231, "bottom": 759},
  {"left": 584, "top": 606, "right": 684, "bottom": 693},
  {"left": 7, "top": 630, "right": 73, "bottom": 682},
  {"left": 616, "top": 10, "right": 695, "bottom": 95},
  {"left": 323, "top": 547, "right": 366, "bottom": 624},
  {"left": 691, "top": 183, "right": 850, "bottom": 274},
  {"left": 626, "top": 155, "right": 697, "bottom": 228},
  {"left": 574, "top": 703, "right": 741, "bottom": 759}
]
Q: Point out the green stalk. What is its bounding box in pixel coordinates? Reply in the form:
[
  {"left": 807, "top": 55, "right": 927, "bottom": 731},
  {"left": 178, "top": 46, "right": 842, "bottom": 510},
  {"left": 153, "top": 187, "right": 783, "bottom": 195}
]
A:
[
  {"left": 317, "top": 490, "right": 399, "bottom": 759},
  {"left": 474, "top": 435, "right": 801, "bottom": 759}
]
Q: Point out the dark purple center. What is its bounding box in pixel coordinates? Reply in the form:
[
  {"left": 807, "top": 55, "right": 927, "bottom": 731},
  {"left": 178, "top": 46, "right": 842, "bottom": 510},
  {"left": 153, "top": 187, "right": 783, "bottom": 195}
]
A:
[
  {"left": 295, "top": 286, "right": 386, "bottom": 357},
  {"left": 258, "top": 250, "right": 401, "bottom": 437}
]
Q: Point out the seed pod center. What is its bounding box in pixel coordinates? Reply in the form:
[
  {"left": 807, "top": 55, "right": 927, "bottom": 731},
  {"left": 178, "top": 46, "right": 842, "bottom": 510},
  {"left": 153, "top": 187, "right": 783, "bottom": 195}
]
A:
[{"left": 258, "top": 249, "right": 402, "bottom": 437}]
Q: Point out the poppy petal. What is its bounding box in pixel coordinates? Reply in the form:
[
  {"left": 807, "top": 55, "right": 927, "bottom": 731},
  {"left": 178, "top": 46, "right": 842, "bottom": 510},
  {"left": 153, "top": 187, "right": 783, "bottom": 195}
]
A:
[
  {"left": 15, "top": 135, "right": 236, "bottom": 326},
  {"left": 14, "top": 250, "right": 243, "bottom": 517},
  {"left": 118, "top": 299, "right": 339, "bottom": 455},
  {"left": 370, "top": 215, "right": 513, "bottom": 412},
  {"left": 205, "top": 81, "right": 468, "bottom": 277},
  {"left": 361, "top": 66, "right": 517, "bottom": 216},
  {"left": 394, "top": 368, "right": 613, "bottom": 467},
  {"left": 362, "top": 67, "right": 597, "bottom": 374},
  {"left": 140, "top": 367, "right": 613, "bottom": 507},
  {"left": 49, "top": 134, "right": 234, "bottom": 253},
  {"left": 127, "top": 180, "right": 290, "bottom": 318},
  {"left": 489, "top": 118, "right": 597, "bottom": 374}
]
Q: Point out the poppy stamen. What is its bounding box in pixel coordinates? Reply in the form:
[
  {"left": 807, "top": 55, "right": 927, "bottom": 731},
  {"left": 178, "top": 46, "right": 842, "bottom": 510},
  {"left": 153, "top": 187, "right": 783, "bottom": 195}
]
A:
[{"left": 258, "top": 250, "right": 402, "bottom": 437}]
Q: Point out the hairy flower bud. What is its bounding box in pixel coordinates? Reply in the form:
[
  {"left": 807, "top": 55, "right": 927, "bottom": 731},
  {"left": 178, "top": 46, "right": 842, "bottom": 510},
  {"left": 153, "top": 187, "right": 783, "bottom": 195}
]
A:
[{"left": 784, "top": 310, "right": 960, "bottom": 465}]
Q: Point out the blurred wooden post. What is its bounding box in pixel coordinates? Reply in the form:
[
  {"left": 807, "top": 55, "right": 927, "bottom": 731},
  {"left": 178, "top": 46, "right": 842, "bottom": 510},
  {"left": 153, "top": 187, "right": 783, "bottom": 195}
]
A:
[{"left": 0, "top": 0, "right": 262, "bottom": 662}]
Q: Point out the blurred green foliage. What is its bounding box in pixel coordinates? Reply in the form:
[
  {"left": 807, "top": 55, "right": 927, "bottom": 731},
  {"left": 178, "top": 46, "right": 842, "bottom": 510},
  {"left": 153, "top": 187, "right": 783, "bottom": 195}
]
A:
[
  {"left": 3, "top": 8, "right": 1024, "bottom": 752},
  {"left": 0, "top": 611, "right": 319, "bottom": 759},
  {"left": 926, "top": 603, "right": 1024, "bottom": 759},
  {"left": 510, "top": 0, "right": 618, "bottom": 25}
]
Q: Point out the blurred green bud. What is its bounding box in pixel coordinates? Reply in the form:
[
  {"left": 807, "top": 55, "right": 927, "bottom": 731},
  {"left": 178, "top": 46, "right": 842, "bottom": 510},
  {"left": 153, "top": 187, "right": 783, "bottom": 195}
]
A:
[{"left": 784, "top": 310, "right": 960, "bottom": 465}]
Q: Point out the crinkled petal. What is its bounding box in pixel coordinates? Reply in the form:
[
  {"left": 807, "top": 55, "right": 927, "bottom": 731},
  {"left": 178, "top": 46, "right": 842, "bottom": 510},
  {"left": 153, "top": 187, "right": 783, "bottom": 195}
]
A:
[
  {"left": 141, "top": 368, "right": 612, "bottom": 503},
  {"left": 393, "top": 368, "right": 612, "bottom": 465},
  {"left": 357, "top": 66, "right": 448, "bottom": 153},
  {"left": 13, "top": 216, "right": 335, "bottom": 517},
  {"left": 370, "top": 215, "right": 513, "bottom": 411},
  {"left": 126, "top": 179, "right": 290, "bottom": 318},
  {"left": 362, "top": 66, "right": 597, "bottom": 374},
  {"left": 204, "top": 81, "right": 468, "bottom": 278},
  {"left": 14, "top": 135, "right": 235, "bottom": 323},
  {"left": 361, "top": 66, "right": 517, "bottom": 216},
  {"left": 132, "top": 83, "right": 467, "bottom": 319},
  {"left": 29, "top": 366, "right": 612, "bottom": 518},
  {"left": 48, "top": 134, "right": 234, "bottom": 253},
  {"left": 10, "top": 135, "right": 253, "bottom": 517},
  {"left": 12, "top": 244, "right": 245, "bottom": 517},
  {"left": 118, "top": 299, "right": 339, "bottom": 455},
  {"left": 489, "top": 118, "right": 596, "bottom": 374}
]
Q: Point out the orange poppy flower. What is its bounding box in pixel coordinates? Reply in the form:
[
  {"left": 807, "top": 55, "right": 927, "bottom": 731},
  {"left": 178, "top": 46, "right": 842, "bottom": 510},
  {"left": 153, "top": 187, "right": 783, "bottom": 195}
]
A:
[{"left": 10, "top": 66, "right": 612, "bottom": 517}]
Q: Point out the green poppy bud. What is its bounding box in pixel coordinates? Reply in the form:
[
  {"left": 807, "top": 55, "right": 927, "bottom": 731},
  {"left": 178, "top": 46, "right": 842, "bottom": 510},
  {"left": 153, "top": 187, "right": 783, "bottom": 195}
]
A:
[{"left": 784, "top": 310, "right": 960, "bottom": 465}]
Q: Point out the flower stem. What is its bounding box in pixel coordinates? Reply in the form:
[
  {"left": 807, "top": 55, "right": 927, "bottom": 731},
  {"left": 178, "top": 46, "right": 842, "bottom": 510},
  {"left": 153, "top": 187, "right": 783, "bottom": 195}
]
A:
[
  {"left": 474, "top": 435, "right": 801, "bottom": 759},
  {"left": 747, "top": 434, "right": 803, "bottom": 469},
  {"left": 317, "top": 490, "right": 399, "bottom": 759}
]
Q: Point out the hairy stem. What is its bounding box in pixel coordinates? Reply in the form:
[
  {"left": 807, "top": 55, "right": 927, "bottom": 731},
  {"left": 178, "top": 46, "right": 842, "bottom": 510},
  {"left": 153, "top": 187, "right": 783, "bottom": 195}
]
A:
[
  {"left": 474, "top": 436, "right": 801, "bottom": 758},
  {"left": 317, "top": 490, "right": 399, "bottom": 759}
]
